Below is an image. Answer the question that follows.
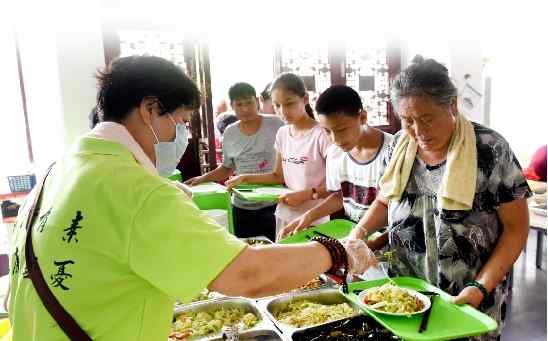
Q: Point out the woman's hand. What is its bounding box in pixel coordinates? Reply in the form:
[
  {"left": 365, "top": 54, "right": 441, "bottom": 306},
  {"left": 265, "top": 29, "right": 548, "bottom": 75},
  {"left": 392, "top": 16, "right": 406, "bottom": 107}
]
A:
[
  {"left": 279, "top": 190, "right": 311, "bottom": 207},
  {"left": 184, "top": 175, "right": 205, "bottom": 186},
  {"left": 225, "top": 175, "right": 247, "bottom": 191},
  {"left": 341, "top": 239, "right": 378, "bottom": 274},
  {"left": 451, "top": 286, "right": 484, "bottom": 308},
  {"left": 278, "top": 212, "right": 314, "bottom": 240},
  {"left": 347, "top": 225, "right": 368, "bottom": 241}
]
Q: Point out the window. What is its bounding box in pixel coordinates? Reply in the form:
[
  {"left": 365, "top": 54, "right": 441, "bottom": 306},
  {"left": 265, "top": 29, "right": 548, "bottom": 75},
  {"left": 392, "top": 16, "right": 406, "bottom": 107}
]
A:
[{"left": 274, "top": 39, "right": 402, "bottom": 133}]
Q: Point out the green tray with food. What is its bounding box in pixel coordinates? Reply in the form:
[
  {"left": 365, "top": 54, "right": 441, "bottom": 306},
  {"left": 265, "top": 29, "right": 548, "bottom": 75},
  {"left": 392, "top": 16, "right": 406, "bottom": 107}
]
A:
[
  {"left": 341, "top": 277, "right": 497, "bottom": 341},
  {"left": 278, "top": 219, "right": 355, "bottom": 244},
  {"left": 232, "top": 184, "right": 292, "bottom": 202}
]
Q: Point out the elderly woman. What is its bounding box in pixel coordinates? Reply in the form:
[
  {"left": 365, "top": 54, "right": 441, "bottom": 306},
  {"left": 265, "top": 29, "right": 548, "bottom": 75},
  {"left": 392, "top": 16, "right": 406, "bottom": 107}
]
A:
[{"left": 349, "top": 56, "right": 531, "bottom": 340}]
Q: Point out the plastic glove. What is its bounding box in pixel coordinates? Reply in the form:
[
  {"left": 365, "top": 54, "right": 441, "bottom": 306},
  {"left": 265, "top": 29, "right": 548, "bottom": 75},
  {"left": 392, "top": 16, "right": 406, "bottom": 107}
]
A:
[{"left": 340, "top": 238, "right": 378, "bottom": 275}]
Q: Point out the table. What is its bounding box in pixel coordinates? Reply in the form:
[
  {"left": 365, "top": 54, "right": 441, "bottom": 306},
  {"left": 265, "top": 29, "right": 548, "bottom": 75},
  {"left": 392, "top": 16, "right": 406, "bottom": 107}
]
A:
[
  {"left": 530, "top": 208, "right": 547, "bottom": 269},
  {"left": 509, "top": 206, "right": 546, "bottom": 289},
  {"left": 0, "top": 192, "right": 30, "bottom": 277}
]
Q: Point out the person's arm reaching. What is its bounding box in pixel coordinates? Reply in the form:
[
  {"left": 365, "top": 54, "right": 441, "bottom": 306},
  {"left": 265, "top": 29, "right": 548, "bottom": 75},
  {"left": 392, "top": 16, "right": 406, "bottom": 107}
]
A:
[
  {"left": 225, "top": 152, "right": 284, "bottom": 189},
  {"left": 347, "top": 195, "right": 389, "bottom": 240},
  {"left": 185, "top": 165, "right": 234, "bottom": 186},
  {"left": 278, "top": 191, "right": 343, "bottom": 239},
  {"left": 209, "top": 239, "right": 376, "bottom": 298}
]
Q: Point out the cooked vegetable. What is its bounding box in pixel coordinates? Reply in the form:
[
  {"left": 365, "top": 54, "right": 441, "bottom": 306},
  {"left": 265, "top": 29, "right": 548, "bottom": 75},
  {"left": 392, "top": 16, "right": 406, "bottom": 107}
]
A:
[
  {"left": 169, "top": 307, "right": 259, "bottom": 340},
  {"left": 246, "top": 238, "right": 270, "bottom": 246},
  {"left": 275, "top": 300, "right": 356, "bottom": 328},
  {"left": 294, "top": 277, "right": 324, "bottom": 292},
  {"left": 362, "top": 284, "right": 424, "bottom": 314},
  {"left": 190, "top": 289, "right": 223, "bottom": 303}
]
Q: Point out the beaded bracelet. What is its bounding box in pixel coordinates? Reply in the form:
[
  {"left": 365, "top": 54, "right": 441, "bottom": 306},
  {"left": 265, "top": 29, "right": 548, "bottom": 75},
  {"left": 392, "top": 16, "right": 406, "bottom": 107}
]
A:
[
  {"left": 311, "top": 236, "right": 349, "bottom": 293},
  {"left": 464, "top": 280, "right": 490, "bottom": 304}
]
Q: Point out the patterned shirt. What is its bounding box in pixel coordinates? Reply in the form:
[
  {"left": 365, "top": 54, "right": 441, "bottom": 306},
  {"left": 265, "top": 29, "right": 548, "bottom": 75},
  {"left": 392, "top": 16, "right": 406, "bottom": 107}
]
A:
[{"left": 385, "top": 123, "right": 531, "bottom": 341}]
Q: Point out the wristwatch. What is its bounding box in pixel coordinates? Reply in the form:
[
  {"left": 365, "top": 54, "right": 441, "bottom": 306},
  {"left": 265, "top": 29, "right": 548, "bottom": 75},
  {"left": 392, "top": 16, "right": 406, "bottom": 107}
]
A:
[{"left": 311, "top": 187, "right": 319, "bottom": 200}]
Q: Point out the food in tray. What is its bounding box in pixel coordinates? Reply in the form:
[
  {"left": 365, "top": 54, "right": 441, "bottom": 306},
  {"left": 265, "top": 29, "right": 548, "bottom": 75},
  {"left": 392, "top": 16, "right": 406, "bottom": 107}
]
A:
[
  {"left": 361, "top": 284, "right": 425, "bottom": 315},
  {"left": 293, "top": 277, "right": 324, "bottom": 292},
  {"left": 275, "top": 300, "right": 356, "bottom": 328},
  {"left": 169, "top": 307, "right": 259, "bottom": 340},
  {"left": 245, "top": 238, "right": 271, "bottom": 246},
  {"left": 190, "top": 289, "right": 223, "bottom": 303},
  {"left": 292, "top": 315, "right": 400, "bottom": 341}
]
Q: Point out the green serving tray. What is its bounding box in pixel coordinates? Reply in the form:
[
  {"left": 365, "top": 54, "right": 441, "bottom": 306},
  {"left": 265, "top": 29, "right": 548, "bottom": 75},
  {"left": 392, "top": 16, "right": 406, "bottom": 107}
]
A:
[
  {"left": 342, "top": 277, "right": 498, "bottom": 341},
  {"left": 278, "top": 219, "right": 355, "bottom": 244},
  {"left": 232, "top": 184, "right": 290, "bottom": 203},
  {"left": 188, "top": 182, "right": 234, "bottom": 234}
]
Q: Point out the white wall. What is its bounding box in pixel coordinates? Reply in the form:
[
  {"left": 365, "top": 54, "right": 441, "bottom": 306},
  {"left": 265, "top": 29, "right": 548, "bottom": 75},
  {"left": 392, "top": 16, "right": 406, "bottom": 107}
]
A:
[
  {"left": 208, "top": 32, "right": 275, "bottom": 110},
  {"left": 14, "top": 1, "right": 105, "bottom": 173},
  {"left": 55, "top": 16, "right": 105, "bottom": 148},
  {"left": 449, "top": 40, "right": 485, "bottom": 124},
  {"left": 0, "top": 31, "right": 32, "bottom": 183},
  {"left": 17, "top": 26, "right": 65, "bottom": 173},
  {"left": 485, "top": 45, "right": 548, "bottom": 164},
  {"left": 403, "top": 38, "right": 485, "bottom": 124}
]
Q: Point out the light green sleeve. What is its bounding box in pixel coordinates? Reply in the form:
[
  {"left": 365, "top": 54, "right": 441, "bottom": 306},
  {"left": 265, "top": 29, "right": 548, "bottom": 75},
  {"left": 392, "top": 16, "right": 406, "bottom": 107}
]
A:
[{"left": 129, "top": 184, "right": 246, "bottom": 302}]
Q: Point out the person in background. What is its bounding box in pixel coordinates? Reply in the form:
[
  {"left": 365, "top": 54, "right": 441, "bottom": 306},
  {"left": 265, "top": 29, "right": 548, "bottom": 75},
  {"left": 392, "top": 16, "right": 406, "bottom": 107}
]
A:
[
  {"left": 259, "top": 82, "right": 276, "bottom": 115},
  {"left": 523, "top": 145, "right": 547, "bottom": 182},
  {"left": 226, "top": 73, "right": 332, "bottom": 239},
  {"left": 348, "top": 56, "right": 531, "bottom": 341},
  {"left": 278, "top": 85, "right": 393, "bottom": 240},
  {"left": 216, "top": 112, "right": 239, "bottom": 136},
  {"left": 215, "top": 113, "right": 239, "bottom": 170},
  {"left": 213, "top": 99, "right": 237, "bottom": 165},
  {"left": 8, "top": 55, "right": 378, "bottom": 341},
  {"left": 185, "top": 82, "right": 284, "bottom": 241},
  {"left": 214, "top": 99, "right": 229, "bottom": 119}
]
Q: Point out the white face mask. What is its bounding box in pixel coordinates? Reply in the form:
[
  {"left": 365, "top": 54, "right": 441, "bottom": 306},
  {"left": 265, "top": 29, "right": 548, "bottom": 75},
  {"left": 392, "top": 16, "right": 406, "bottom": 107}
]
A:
[{"left": 148, "top": 114, "right": 189, "bottom": 177}]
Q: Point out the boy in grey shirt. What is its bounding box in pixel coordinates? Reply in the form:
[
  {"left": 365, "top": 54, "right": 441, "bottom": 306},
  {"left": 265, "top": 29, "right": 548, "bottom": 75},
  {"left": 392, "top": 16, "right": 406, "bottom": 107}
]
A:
[{"left": 186, "top": 82, "right": 284, "bottom": 241}]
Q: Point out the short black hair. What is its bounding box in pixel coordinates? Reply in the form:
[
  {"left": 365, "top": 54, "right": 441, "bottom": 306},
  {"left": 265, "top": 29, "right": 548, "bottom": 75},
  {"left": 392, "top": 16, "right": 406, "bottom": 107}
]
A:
[
  {"left": 96, "top": 55, "right": 201, "bottom": 122},
  {"left": 228, "top": 82, "right": 256, "bottom": 102},
  {"left": 89, "top": 106, "right": 100, "bottom": 129},
  {"left": 260, "top": 82, "right": 272, "bottom": 100},
  {"left": 315, "top": 85, "right": 363, "bottom": 117},
  {"left": 217, "top": 113, "right": 239, "bottom": 135}
]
